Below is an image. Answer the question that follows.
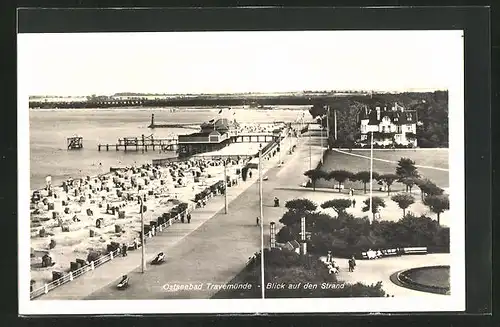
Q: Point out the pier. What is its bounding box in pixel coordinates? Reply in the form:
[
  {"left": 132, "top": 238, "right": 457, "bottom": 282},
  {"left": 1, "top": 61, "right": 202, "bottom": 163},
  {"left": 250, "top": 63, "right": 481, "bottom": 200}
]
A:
[
  {"left": 67, "top": 136, "right": 83, "bottom": 150},
  {"left": 147, "top": 114, "right": 310, "bottom": 129},
  {"left": 147, "top": 114, "right": 200, "bottom": 129},
  {"left": 98, "top": 134, "right": 178, "bottom": 152}
]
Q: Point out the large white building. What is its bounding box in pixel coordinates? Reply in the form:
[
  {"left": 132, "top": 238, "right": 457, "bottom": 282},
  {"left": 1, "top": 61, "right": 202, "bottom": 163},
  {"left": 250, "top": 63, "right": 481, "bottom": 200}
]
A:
[{"left": 358, "top": 103, "right": 418, "bottom": 147}]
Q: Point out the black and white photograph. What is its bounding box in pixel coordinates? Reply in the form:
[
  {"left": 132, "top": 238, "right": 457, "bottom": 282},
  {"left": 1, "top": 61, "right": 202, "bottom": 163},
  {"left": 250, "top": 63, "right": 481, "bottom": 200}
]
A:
[{"left": 18, "top": 28, "right": 465, "bottom": 314}]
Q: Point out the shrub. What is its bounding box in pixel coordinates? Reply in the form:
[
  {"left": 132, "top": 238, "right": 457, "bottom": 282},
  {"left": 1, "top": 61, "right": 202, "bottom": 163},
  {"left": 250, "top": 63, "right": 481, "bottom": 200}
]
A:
[
  {"left": 276, "top": 199, "right": 450, "bottom": 258},
  {"left": 178, "top": 202, "right": 188, "bottom": 213}
]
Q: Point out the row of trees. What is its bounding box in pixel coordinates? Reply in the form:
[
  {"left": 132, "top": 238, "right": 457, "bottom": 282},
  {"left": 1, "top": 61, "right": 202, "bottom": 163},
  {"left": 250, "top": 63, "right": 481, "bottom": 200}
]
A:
[
  {"left": 304, "top": 158, "right": 449, "bottom": 225},
  {"left": 276, "top": 198, "right": 450, "bottom": 257},
  {"left": 305, "top": 157, "right": 425, "bottom": 193}
]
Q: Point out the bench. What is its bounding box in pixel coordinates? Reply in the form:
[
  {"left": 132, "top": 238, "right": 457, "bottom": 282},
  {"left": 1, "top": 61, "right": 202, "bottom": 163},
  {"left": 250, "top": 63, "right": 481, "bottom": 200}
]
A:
[
  {"left": 360, "top": 247, "right": 427, "bottom": 259},
  {"left": 360, "top": 248, "right": 403, "bottom": 259},
  {"left": 403, "top": 247, "right": 428, "bottom": 255}
]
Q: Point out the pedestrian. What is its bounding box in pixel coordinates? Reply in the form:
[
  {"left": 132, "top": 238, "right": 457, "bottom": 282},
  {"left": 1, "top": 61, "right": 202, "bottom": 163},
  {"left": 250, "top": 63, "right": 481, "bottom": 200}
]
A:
[
  {"left": 122, "top": 243, "right": 128, "bottom": 257},
  {"left": 256, "top": 216, "right": 260, "bottom": 226},
  {"left": 181, "top": 215, "right": 185, "bottom": 223},
  {"left": 187, "top": 213, "right": 191, "bottom": 223},
  {"left": 249, "top": 171, "right": 253, "bottom": 179},
  {"left": 352, "top": 199, "right": 356, "bottom": 208}
]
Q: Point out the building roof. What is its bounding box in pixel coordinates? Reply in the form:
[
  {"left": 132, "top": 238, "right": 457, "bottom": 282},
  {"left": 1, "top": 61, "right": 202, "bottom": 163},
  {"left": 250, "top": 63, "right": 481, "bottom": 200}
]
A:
[
  {"left": 359, "top": 105, "right": 417, "bottom": 126},
  {"left": 181, "top": 132, "right": 211, "bottom": 138},
  {"left": 200, "top": 118, "right": 236, "bottom": 132}
]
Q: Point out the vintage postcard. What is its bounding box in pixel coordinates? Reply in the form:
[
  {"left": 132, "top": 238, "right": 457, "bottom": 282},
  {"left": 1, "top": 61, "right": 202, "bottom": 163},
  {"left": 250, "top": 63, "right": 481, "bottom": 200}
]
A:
[{"left": 18, "top": 29, "right": 465, "bottom": 314}]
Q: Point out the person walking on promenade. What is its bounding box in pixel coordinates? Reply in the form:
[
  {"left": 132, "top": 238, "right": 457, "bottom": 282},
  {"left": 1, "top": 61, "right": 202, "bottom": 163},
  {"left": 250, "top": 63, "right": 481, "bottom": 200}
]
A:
[
  {"left": 122, "top": 243, "right": 128, "bottom": 257},
  {"left": 181, "top": 215, "right": 185, "bottom": 223},
  {"left": 256, "top": 216, "right": 261, "bottom": 227},
  {"left": 249, "top": 171, "right": 253, "bottom": 179},
  {"left": 352, "top": 199, "right": 356, "bottom": 208},
  {"left": 348, "top": 255, "right": 356, "bottom": 272},
  {"left": 187, "top": 213, "right": 191, "bottom": 224}
]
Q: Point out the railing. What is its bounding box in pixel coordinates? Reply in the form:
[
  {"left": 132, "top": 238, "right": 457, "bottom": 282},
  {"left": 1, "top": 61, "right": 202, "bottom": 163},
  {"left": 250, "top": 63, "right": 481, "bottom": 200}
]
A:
[
  {"left": 30, "top": 247, "right": 121, "bottom": 300},
  {"left": 30, "top": 203, "right": 203, "bottom": 300}
]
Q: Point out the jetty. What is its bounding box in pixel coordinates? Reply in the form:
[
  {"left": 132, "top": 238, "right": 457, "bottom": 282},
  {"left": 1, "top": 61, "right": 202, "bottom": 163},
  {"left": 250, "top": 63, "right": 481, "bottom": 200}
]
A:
[
  {"left": 148, "top": 114, "right": 200, "bottom": 130},
  {"left": 67, "top": 136, "right": 83, "bottom": 150},
  {"left": 98, "top": 134, "right": 178, "bottom": 152}
]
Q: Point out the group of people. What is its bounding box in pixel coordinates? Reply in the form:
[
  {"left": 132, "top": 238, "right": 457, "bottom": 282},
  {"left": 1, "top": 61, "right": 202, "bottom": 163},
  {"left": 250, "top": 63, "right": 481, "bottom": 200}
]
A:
[
  {"left": 180, "top": 213, "right": 192, "bottom": 224},
  {"left": 323, "top": 255, "right": 357, "bottom": 274}
]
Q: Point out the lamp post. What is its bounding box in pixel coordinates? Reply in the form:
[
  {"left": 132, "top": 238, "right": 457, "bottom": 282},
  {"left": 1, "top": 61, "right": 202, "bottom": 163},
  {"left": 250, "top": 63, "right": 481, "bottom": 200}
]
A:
[
  {"left": 369, "top": 131, "right": 374, "bottom": 223},
  {"left": 139, "top": 196, "right": 146, "bottom": 273},
  {"left": 258, "top": 144, "right": 265, "bottom": 299}
]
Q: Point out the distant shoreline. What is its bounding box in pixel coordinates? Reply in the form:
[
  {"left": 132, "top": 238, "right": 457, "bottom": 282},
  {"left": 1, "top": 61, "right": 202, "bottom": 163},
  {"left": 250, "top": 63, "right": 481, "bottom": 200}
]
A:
[
  {"left": 336, "top": 147, "right": 449, "bottom": 151},
  {"left": 28, "top": 106, "right": 309, "bottom": 111}
]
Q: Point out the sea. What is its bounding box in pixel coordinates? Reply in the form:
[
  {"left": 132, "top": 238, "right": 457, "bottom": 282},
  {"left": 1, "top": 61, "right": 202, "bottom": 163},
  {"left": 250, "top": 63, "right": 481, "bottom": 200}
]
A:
[{"left": 29, "top": 107, "right": 309, "bottom": 190}]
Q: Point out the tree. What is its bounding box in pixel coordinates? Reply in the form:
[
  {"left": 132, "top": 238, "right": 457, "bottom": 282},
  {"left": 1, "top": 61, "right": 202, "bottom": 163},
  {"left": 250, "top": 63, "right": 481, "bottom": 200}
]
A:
[
  {"left": 280, "top": 199, "right": 318, "bottom": 227},
  {"left": 423, "top": 194, "right": 450, "bottom": 225},
  {"left": 391, "top": 193, "right": 415, "bottom": 217},
  {"left": 396, "top": 157, "right": 420, "bottom": 178},
  {"left": 362, "top": 196, "right": 386, "bottom": 221},
  {"left": 400, "top": 176, "right": 419, "bottom": 194},
  {"left": 285, "top": 198, "right": 318, "bottom": 212},
  {"left": 327, "top": 170, "right": 354, "bottom": 192},
  {"left": 396, "top": 158, "right": 420, "bottom": 191},
  {"left": 353, "top": 171, "right": 380, "bottom": 194},
  {"left": 378, "top": 173, "right": 399, "bottom": 195},
  {"left": 415, "top": 178, "right": 444, "bottom": 200},
  {"left": 321, "top": 199, "right": 352, "bottom": 215},
  {"left": 308, "top": 104, "right": 327, "bottom": 119},
  {"left": 304, "top": 169, "right": 327, "bottom": 191}
]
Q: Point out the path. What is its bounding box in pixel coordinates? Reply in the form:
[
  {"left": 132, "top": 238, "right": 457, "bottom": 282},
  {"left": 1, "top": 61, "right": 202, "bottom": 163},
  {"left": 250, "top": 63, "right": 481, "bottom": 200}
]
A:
[
  {"left": 332, "top": 253, "right": 451, "bottom": 297},
  {"left": 332, "top": 148, "right": 449, "bottom": 172}
]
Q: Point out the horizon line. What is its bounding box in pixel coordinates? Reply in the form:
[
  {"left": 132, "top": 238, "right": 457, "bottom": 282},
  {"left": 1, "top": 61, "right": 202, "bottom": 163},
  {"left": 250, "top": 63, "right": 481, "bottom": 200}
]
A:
[{"left": 29, "top": 89, "right": 448, "bottom": 98}]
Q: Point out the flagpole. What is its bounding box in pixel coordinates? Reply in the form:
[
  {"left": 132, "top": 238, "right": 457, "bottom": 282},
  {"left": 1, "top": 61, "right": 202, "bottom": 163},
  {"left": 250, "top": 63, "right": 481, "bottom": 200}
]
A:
[
  {"left": 224, "top": 160, "right": 228, "bottom": 214},
  {"left": 369, "top": 131, "right": 374, "bottom": 223},
  {"left": 309, "top": 127, "right": 312, "bottom": 170},
  {"left": 259, "top": 144, "right": 264, "bottom": 299},
  {"left": 326, "top": 105, "right": 330, "bottom": 140},
  {"left": 320, "top": 117, "right": 323, "bottom": 164}
]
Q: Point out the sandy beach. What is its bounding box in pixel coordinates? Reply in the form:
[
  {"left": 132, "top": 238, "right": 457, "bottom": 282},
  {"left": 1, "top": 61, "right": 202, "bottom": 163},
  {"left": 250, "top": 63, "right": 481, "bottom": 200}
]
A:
[{"left": 29, "top": 156, "right": 251, "bottom": 287}]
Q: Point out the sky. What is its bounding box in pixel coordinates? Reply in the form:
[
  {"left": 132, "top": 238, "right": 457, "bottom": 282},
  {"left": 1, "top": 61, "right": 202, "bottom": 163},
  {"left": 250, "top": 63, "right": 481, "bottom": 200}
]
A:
[{"left": 18, "top": 30, "right": 463, "bottom": 96}]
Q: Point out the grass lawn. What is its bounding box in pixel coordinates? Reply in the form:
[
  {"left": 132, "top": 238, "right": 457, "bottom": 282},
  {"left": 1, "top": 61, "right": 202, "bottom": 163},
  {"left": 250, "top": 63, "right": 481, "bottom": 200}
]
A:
[
  {"left": 401, "top": 266, "right": 450, "bottom": 289},
  {"left": 316, "top": 149, "right": 449, "bottom": 190}
]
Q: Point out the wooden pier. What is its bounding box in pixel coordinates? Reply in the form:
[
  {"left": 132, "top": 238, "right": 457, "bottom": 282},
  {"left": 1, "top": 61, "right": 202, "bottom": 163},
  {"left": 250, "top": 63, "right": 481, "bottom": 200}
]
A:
[
  {"left": 98, "top": 134, "right": 178, "bottom": 152},
  {"left": 67, "top": 136, "right": 83, "bottom": 150}
]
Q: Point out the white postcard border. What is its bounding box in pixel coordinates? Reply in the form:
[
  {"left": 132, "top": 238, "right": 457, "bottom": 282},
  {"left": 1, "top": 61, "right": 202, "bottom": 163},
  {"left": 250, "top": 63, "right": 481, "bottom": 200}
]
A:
[{"left": 18, "top": 30, "right": 465, "bottom": 315}]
